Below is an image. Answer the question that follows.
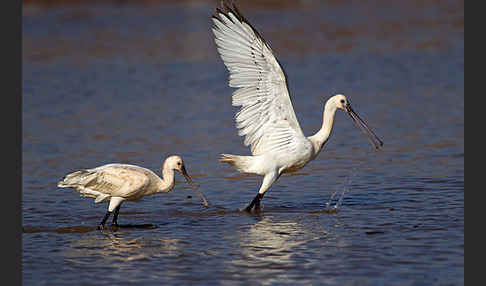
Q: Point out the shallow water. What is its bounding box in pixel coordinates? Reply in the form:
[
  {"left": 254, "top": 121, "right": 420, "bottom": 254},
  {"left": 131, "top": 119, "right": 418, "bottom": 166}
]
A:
[{"left": 22, "top": 1, "right": 463, "bottom": 285}]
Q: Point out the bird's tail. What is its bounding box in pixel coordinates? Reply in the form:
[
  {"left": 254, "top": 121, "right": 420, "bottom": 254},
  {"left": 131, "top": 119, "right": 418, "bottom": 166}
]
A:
[
  {"left": 57, "top": 170, "right": 97, "bottom": 188},
  {"left": 58, "top": 170, "right": 111, "bottom": 203},
  {"left": 219, "top": 153, "right": 254, "bottom": 174}
]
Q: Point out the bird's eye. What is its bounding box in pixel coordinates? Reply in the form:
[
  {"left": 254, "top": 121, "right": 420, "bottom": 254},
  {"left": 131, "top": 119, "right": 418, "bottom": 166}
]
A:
[
  {"left": 340, "top": 99, "right": 345, "bottom": 104},
  {"left": 177, "top": 162, "right": 181, "bottom": 166}
]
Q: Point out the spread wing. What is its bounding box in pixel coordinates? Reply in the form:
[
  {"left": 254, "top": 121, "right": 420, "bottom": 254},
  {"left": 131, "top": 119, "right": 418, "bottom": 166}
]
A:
[
  {"left": 87, "top": 165, "right": 151, "bottom": 198},
  {"left": 211, "top": 1, "right": 307, "bottom": 156}
]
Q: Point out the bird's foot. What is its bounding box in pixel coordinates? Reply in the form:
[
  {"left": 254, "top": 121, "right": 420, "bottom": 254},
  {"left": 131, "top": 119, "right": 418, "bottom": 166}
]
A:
[
  {"left": 243, "top": 205, "right": 263, "bottom": 213},
  {"left": 242, "top": 193, "right": 264, "bottom": 213}
]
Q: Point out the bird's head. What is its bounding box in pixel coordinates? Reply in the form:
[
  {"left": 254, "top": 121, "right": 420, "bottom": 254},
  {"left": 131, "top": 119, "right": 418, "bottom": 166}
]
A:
[
  {"left": 331, "top": 94, "right": 349, "bottom": 111},
  {"left": 166, "top": 155, "right": 187, "bottom": 174},
  {"left": 164, "top": 155, "right": 210, "bottom": 208},
  {"left": 329, "top": 94, "right": 384, "bottom": 150}
]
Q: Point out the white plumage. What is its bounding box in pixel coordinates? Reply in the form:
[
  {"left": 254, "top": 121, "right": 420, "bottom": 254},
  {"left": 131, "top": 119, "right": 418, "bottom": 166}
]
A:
[
  {"left": 212, "top": 1, "right": 383, "bottom": 211},
  {"left": 58, "top": 155, "right": 209, "bottom": 228}
]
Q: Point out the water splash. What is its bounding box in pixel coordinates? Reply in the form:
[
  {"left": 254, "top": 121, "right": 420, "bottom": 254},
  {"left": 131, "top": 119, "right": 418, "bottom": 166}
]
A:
[
  {"left": 324, "top": 186, "right": 347, "bottom": 213},
  {"left": 324, "top": 167, "right": 358, "bottom": 213}
]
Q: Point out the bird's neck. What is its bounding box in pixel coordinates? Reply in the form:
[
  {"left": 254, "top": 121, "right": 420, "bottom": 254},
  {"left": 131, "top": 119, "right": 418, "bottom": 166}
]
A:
[
  {"left": 308, "top": 101, "right": 338, "bottom": 157},
  {"left": 158, "top": 164, "right": 175, "bottom": 193}
]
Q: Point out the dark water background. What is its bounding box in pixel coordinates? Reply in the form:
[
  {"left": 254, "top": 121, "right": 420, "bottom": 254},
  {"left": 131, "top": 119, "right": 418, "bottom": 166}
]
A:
[{"left": 22, "top": 0, "right": 464, "bottom": 285}]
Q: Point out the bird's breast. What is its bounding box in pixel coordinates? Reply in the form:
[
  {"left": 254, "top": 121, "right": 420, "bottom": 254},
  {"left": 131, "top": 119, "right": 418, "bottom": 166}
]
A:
[{"left": 279, "top": 140, "right": 314, "bottom": 174}]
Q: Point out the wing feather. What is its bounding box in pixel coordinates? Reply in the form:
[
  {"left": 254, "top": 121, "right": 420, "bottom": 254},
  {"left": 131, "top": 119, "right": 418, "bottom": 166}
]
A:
[
  {"left": 88, "top": 165, "right": 150, "bottom": 198},
  {"left": 212, "top": 1, "right": 306, "bottom": 156}
]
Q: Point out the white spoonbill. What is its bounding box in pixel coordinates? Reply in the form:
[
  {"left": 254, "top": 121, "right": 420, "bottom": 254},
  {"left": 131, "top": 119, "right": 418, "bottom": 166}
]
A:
[
  {"left": 58, "top": 155, "right": 209, "bottom": 229},
  {"left": 211, "top": 1, "right": 383, "bottom": 212}
]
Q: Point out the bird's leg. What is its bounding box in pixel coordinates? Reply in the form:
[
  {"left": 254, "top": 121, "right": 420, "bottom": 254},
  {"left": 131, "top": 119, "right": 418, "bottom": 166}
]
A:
[
  {"left": 106, "top": 197, "right": 124, "bottom": 228},
  {"left": 98, "top": 211, "right": 111, "bottom": 230},
  {"left": 111, "top": 205, "right": 121, "bottom": 227},
  {"left": 245, "top": 193, "right": 264, "bottom": 212},
  {"left": 243, "top": 171, "right": 279, "bottom": 212}
]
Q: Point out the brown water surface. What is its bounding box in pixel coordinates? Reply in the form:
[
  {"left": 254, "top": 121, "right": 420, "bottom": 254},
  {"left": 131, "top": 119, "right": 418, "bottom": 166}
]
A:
[{"left": 23, "top": 1, "right": 463, "bottom": 285}]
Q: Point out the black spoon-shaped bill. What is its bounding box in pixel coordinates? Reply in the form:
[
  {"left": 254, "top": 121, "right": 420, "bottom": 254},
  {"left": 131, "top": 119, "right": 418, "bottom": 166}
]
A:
[
  {"left": 346, "top": 105, "right": 383, "bottom": 150},
  {"left": 180, "top": 165, "right": 210, "bottom": 208}
]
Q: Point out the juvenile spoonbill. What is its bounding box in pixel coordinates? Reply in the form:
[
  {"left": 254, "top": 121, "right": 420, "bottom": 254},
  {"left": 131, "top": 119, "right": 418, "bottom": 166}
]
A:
[
  {"left": 211, "top": 1, "right": 383, "bottom": 212},
  {"left": 58, "top": 155, "right": 209, "bottom": 228}
]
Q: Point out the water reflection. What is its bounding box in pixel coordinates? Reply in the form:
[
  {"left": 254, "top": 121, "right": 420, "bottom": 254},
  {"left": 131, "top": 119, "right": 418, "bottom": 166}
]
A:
[
  {"left": 226, "top": 215, "right": 329, "bottom": 284},
  {"left": 22, "top": 0, "right": 463, "bottom": 284},
  {"left": 62, "top": 231, "right": 184, "bottom": 266}
]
